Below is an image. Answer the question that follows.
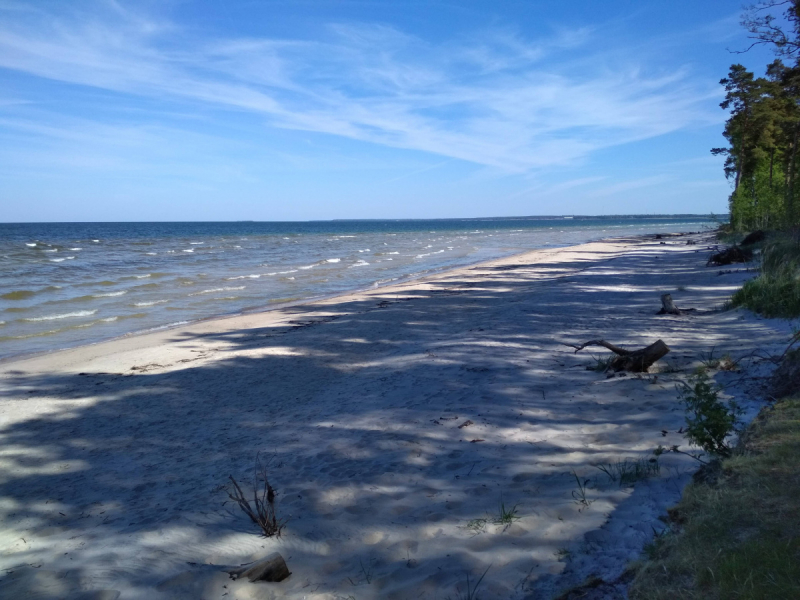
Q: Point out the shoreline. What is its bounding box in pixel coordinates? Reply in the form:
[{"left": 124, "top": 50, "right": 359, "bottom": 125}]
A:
[
  {"left": 0, "top": 229, "right": 787, "bottom": 600},
  {"left": 0, "top": 229, "right": 701, "bottom": 367}
]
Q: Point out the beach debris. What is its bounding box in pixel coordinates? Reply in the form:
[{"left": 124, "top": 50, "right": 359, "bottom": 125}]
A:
[
  {"left": 740, "top": 230, "right": 766, "bottom": 246},
  {"left": 707, "top": 245, "right": 752, "bottom": 266},
  {"left": 656, "top": 293, "right": 697, "bottom": 316},
  {"left": 458, "top": 419, "right": 474, "bottom": 429},
  {"left": 564, "top": 339, "right": 670, "bottom": 372},
  {"left": 224, "top": 453, "right": 285, "bottom": 538},
  {"left": 470, "top": 439, "right": 485, "bottom": 443},
  {"left": 229, "top": 552, "right": 291, "bottom": 583}
]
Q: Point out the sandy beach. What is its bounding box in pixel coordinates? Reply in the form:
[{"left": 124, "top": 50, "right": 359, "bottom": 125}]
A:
[{"left": 0, "top": 232, "right": 790, "bottom": 600}]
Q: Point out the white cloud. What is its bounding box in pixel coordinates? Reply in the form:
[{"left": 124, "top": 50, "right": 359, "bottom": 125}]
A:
[{"left": 0, "top": 1, "right": 720, "bottom": 172}]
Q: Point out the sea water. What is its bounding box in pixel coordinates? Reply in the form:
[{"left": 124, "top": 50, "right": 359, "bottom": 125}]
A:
[{"left": 0, "top": 216, "right": 714, "bottom": 360}]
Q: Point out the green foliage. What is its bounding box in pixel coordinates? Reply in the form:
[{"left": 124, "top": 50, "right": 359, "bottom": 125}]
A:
[
  {"left": 678, "top": 370, "right": 740, "bottom": 458},
  {"left": 595, "top": 457, "right": 660, "bottom": 486},
  {"left": 731, "top": 234, "right": 800, "bottom": 317},
  {"left": 629, "top": 397, "right": 800, "bottom": 600}
]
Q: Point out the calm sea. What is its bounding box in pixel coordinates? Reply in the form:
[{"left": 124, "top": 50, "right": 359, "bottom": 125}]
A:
[{"left": 0, "top": 217, "right": 714, "bottom": 360}]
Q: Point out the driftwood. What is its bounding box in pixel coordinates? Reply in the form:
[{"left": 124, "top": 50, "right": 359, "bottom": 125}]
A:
[
  {"left": 707, "top": 246, "right": 752, "bottom": 266},
  {"left": 656, "top": 293, "right": 698, "bottom": 316},
  {"left": 740, "top": 230, "right": 766, "bottom": 246},
  {"left": 565, "top": 339, "right": 670, "bottom": 372},
  {"left": 229, "top": 552, "right": 291, "bottom": 582}
]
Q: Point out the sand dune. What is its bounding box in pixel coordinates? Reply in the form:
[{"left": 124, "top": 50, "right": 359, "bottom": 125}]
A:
[{"left": 0, "top": 232, "right": 789, "bottom": 599}]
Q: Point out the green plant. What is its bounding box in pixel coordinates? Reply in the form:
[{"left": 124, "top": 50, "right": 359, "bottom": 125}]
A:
[
  {"left": 595, "top": 457, "right": 660, "bottom": 486},
  {"left": 730, "top": 235, "right": 800, "bottom": 318},
  {"left": 678, "top": 371, "right": 741, "bottom": 458},
  {"left": 555, "top": 547, "right": 571, "bottom": 560},
  {"left": 465, "top": 517, "right": 488, "bottom": 535},
  {"left": 449, "top": 565, "right": 490, "bottom": 600},
  {"left": 570, "top": 470, "right": 593, "bottom": 508},
  {"left": 494, "top": 499, "right": 520, "bottom": 527},
  {"left": 587, "top": 353, "right": 614, "bottom": 372}
]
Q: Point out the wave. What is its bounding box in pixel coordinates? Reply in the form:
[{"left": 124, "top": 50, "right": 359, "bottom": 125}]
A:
[
  {"left": 133, "top": 300, "right": 168, "bottom": 307},
  {"left": 226, "top": 274, "right": 261, "bottom": 280},
  {"left": 25, "top": 243, "right": 36, "bottom": 247},
  {"left": 93, "top": 291, "right": 128, "bottom": 298},
  {"left": 326, "top": 258, "right": 341, "bottom": 263},
  {"left": 183, "top": 249, "right": 194, "bottom": 253},
  {"left": 189, "top": 286, "right": 246, "bottom": 296},
  {"left": 350, "top": 260, "right": 370, "bottom": 268},
  {"left": 23, "top": 310, "right": 97, "bottom": 322},
  {"left": 298, "top": 265, "right": 315, "bottom": 270},
  {"left": 70, "top": 247, "right": 82, "bottom": 251}
]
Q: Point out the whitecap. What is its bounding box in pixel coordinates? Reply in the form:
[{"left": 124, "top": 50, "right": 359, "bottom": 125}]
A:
[
  {"left": 50, "top": 258, "right": 65, "bottom": 262},
  {"left": 92, "top": 240, "right": 100, "bottom": 242},
  {"left": 134, "top": 274, "right": 151, "bottom": 279},
  {"left": 25, "top": 243, "right": 36, "bottom": 247},
  {"left": 387, "top": 252, "right": 399, "bottom": 255},
  {"left": 190, "top": 242, "right": 204, "bottom": 245},
  {"left": 326, "top": 258, "right": 340, "bottom": 263},
  {"left": 134, "top": 300, "right": 168, "bottom": 307},
  {"left": 278, "top": 270, "right": 298, "bottom": 275},
  {"left": 350, "top": 260, "right": 370, "bottom": 267},
  {"left": 226, "top": 274, "right": 261, "bottom": 280},
  {"left": 146, "top": 252, "right": 157, "bottom": 255},
  {"left": 44, "top": 249, "right": 58, "bottom": 253},
  {"left": 100, "top": 317, "right": 118, "bottom": 322},
  {"left": 183, "top": 249, "right": 194, "bottom": 253},
  {"left": 189, "top": 286, "right": 246, "bottom": 296},
  {"left": 285, "top": 277, "right": 295, "bottom": 280},
  {"left": 93, "top": 291, "right": 127, "bottom": 298},
  {"left": 358, "top": 249, "right": 371, "bottom": 252},
  {"left": 24, "top": 310, "right": 97, "bottom": 322},
  {"left": 70, "top": 247, "right": 82, "bottom": 251}
]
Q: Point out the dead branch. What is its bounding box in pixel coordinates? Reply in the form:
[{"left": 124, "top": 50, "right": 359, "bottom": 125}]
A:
[
  {"left": 656, "top": 293, "right": 698, "bottom": 316},
  {"left": 225, "top": 453, "right": 285, "bottom": 537},
  {"left": 564, "top": 339, "right": 670, "bottom": 372}
]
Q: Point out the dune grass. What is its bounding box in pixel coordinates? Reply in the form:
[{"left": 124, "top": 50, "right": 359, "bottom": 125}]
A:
[
  {"left": 731, "top": 235, "right": 800, "bottom": 318},
  {"left": 628, "top": 397, "right": 800, "bottom": 600}
]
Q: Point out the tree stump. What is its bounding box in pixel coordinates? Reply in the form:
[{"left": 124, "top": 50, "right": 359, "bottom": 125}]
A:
[
  {"left": 229, "top": 552, "right": 291, "bottom": 583},
  {"left": 564, "top": 339, "right": 670, "bottom": 372},
  {"left": 657, "top": 293, "right": 682, "bottom": 315}
]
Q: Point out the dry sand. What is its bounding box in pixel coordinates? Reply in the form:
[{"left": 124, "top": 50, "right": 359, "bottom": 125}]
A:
[{"left": 0, "top": 232, "right": 791, "bottom": 600}]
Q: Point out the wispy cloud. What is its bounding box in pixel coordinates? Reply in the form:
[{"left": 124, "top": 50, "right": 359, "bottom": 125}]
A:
[{"left": 0, "top": 1, "right": 719, "bottom": 172}]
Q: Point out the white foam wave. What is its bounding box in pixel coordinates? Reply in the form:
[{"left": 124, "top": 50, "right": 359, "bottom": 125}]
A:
[
  {"left": 134, "top": 274, "right": 151, "bottom": 279},
  {"left": 350, "top": 260, "right": 370, "bottom": 267},
  {"left": 146, "top": 252, "right": 157, "bottom": 255},
  {"left": 358, "top": 249, "right": 371, "bottom": 252},
  {"left": 92, "top": 240, "right": 100, "bottom": 242},
  {"left": 387, "top": 252, "right": 399, "bottom": 255},
  {"left": 183, "top": 249, "right": 194, "bottom": 253},
  {"left": 226, "top": 274, "right": 261, "bottom": 280},
  {"left": 50, "top": 258, "right": 65, "bottom": 262},
  {"left": 326, "top": 258, "right": 340, "bottom": 263},
  {"left": 298, "top": 265, "right": 315, "bottom": 270},
  {"left": 190, "top": 286, "right": 246, "bottom": 296},
  {"left": 25, "top": 243, "right": 36, "bottom": 247},
  {"left": 44, "top": 249, "right": 58, "bottom": 253},
  {"left": 24, "top": 310, "right": 97, "bottom": 322},
  {"left": 93, "top": 291, "right": 128, "bottom": 298},
  {"left": 190, "top": 242, "right": 204, "bottom": 245},
  {"left": 134, "top": 300, "right": 168, "bottom": 307},
  {"left": 100, "top": 317, "right": 118, "bottom": 322},
  {"left": 70, "top": 247, "right": 82, "bottom": 251}
]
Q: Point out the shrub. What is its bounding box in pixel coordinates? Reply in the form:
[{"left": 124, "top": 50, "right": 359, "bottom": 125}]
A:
[{"left": 679, "top": 371, "right": 740, "bottom": 458}]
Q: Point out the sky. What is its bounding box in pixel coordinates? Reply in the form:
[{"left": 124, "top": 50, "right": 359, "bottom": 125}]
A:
[{"left": 0, "top": 0, "right": 781, "bottom": 221}]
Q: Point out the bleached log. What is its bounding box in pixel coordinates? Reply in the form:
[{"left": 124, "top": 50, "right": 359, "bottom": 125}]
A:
[{"left": 229, "top": 552, "right": 291, "bottom": 583}]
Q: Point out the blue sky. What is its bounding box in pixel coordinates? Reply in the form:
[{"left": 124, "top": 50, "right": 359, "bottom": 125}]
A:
[{"left": 0, "top": 0, "right": 778, "bottom": 221}]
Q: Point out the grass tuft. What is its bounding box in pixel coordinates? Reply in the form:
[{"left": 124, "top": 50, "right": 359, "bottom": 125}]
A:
[
  {"left": 595, "top": 457, "right": 660, "bottom": 486},
  {"left": 628, "top": 397, "right": 800, "bottom": 600},
  {"left": 730, "top": 234, "right": 800, "bottom": 318}
]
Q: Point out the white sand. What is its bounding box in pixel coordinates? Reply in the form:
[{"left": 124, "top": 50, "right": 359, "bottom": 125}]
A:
[{"left": 0, "top": 232, "right": 791, "bottom": 600}]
